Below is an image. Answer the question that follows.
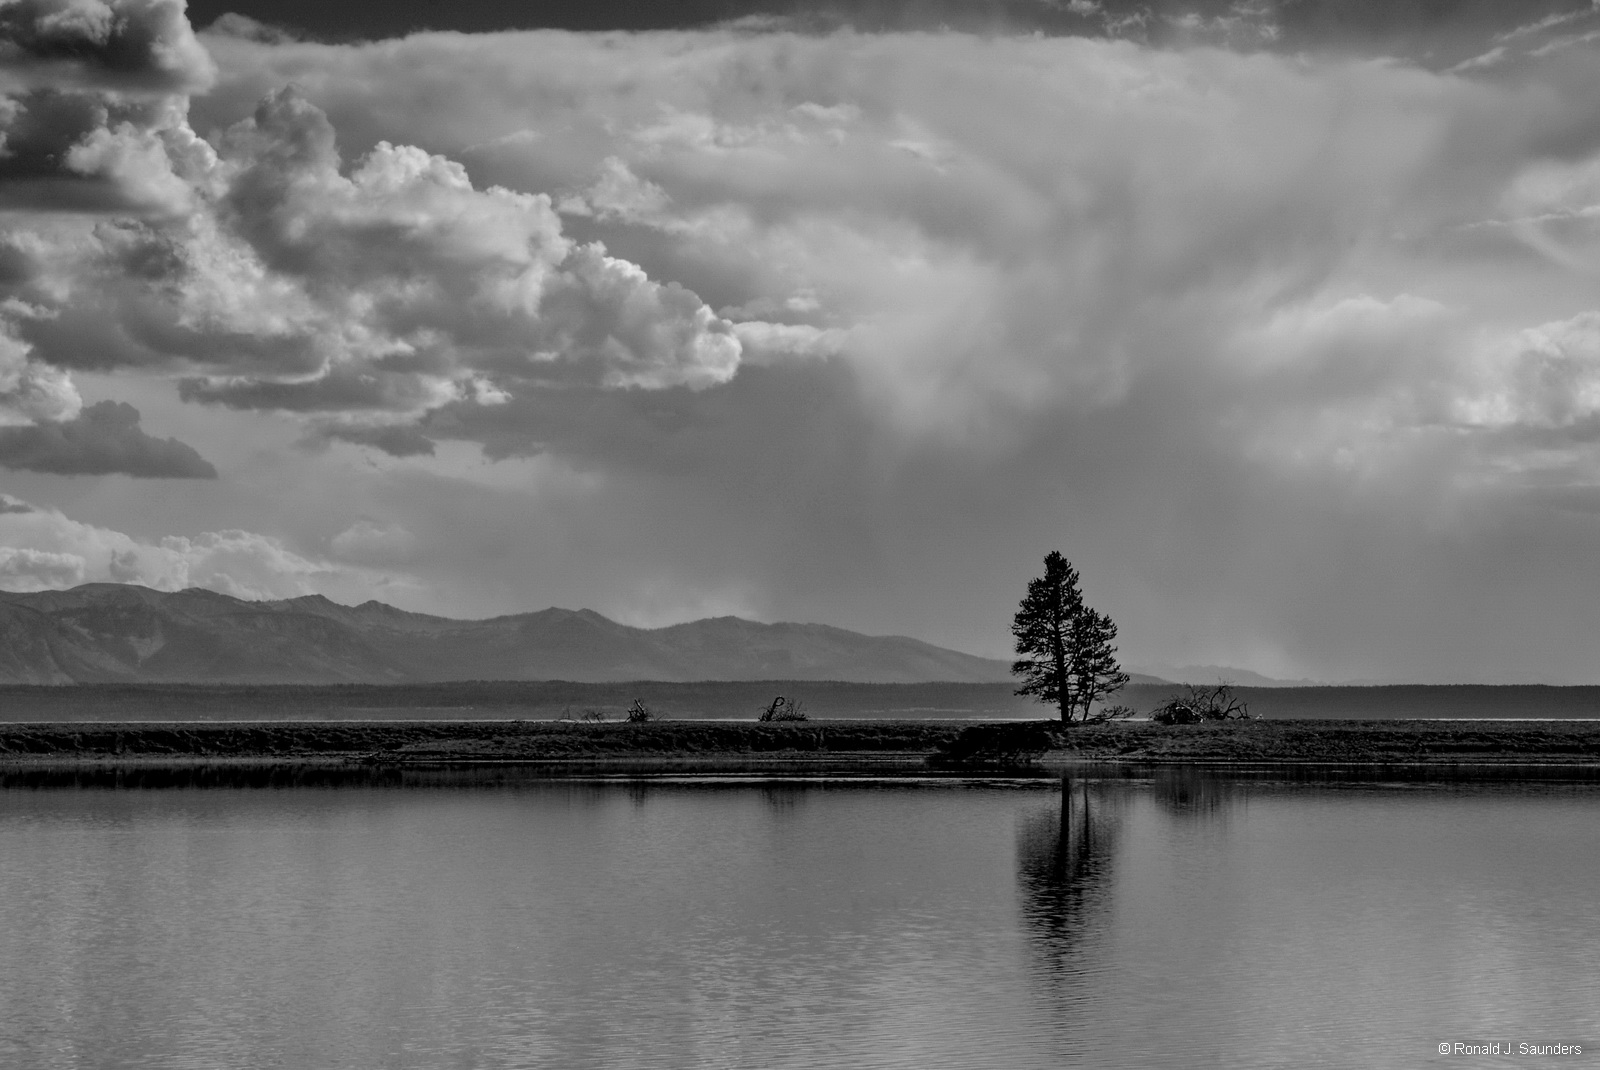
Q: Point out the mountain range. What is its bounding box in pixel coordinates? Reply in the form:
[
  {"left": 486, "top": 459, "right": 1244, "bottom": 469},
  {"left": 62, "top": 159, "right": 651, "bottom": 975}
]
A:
[
  {"left": 1127, "top": 663, "right": 1323, "bottom": 688},
  {"left": 0, "top": 584, "right": 1030, "bottom": 685}
]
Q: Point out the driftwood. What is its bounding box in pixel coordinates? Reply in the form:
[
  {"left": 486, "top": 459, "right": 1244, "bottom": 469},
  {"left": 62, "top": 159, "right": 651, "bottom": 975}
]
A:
[
  {"left": 1150, "top": 682, "right": 1251, "bottom": 725},
  {"left": 758, "top": 695, "right": 807, "bottom": 722}
]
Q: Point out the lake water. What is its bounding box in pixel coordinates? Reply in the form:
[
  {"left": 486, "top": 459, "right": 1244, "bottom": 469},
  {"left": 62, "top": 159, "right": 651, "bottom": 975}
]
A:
[{"left": 2, "top": 768, "right": 1598, "bottom": 1069}]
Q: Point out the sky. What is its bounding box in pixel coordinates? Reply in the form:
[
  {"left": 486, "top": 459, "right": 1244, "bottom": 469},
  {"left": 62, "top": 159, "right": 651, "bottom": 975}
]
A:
[{"left": 4, "top": 0, "right": 1600, "bottom": 683}]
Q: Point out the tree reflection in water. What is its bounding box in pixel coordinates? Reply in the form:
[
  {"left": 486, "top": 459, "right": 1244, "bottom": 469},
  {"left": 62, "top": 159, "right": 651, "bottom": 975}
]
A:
[
  {"left": 1015, "top": 772, "right": 1235, "bottom": 1027},
  {"left": 1016, "top": 776, "right": 1119, "bottom": 977}
]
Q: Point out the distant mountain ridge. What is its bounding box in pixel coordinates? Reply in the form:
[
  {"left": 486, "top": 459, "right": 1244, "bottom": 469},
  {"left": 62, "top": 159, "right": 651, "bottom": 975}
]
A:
[
  {"left": 0, "top": 584, "right": 1021, "bottom": 685},
  {"left": 1129, "top": 663, "right": 1322, "bottom": 688}
]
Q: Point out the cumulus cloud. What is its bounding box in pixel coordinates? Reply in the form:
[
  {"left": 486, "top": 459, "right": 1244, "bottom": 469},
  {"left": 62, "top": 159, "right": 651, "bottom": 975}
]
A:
[
  {"left": 0, "top": 545, "right": 85, "bottom": 588},
  {"left": 0, "top": 0, "right": 222, "bottom": 475},
  {"left": 195, "top": 87, "right": 741, "bottom": 408},
  {"left": 0, "top": 0, "right": 216, "bottom": 214},
  {"left": 0, "top": 398, "right": 216, "bottom": 475},
  {"left": 0, "top": 319, "right": 81, "bottom": 423},
  {"left": 0, "top": 492, "right": 333, "bottom": 598},
  {"left": 1, "top": 40, "right": 751, "bottom": 461}
]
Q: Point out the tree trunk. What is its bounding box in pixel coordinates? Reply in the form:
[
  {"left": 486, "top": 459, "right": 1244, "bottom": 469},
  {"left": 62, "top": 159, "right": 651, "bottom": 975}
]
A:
[{"left": 1054, "top": 610, "right": 1069, "bottom": 722}]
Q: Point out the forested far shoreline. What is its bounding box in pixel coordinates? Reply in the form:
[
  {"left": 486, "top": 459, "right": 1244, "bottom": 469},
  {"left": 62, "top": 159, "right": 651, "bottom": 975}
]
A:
[{"left": 0, "top": 681, "right": 1598, "bottom": 722}]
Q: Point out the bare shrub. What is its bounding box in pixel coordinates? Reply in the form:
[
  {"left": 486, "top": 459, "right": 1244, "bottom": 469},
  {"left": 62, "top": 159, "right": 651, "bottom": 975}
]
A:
[
  {"left": 626, "top": 699, "right": 654, "bottom": 723},
  {"left": 579, "top": 708, "right": 609, "bottom": 723}
]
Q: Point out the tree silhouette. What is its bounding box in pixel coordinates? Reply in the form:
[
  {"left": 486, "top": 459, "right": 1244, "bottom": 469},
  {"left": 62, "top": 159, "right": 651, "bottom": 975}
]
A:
[{"left": 1011, "top": 551, "right": 1129, "bottom": 722}]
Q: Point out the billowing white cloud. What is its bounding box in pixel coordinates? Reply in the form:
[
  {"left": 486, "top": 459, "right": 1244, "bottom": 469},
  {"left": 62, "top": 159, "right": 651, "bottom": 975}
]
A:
[
  {"left": 6, "top": 82, "right": 747, "bottom": 450},
  {"left": 0, "top": 492, "right": 380, "bottom": 600},
  {"left": 1460, "top": 311, "right": 1600, "bottom": 434},
  {"left": 1, "top": 4, "right": 749, "bottom": 468},
  {"left": 0, "top": 320, "right": 80, "bottom": 423},
  {"left": 0, "top": 545, "right": 85, "bottom": 589}
]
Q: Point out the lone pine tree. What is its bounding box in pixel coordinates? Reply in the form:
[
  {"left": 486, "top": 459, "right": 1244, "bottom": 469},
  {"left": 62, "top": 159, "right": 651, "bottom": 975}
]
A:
[{"left": 1011, "top": 551, "right": 1130, "bottom": 723}]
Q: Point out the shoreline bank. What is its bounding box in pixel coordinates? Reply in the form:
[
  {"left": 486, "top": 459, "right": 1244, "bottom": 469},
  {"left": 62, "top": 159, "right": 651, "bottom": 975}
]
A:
[
  {"left": 8, "top": 718, "right": 1600, "bottom": 769},
  {"left": 0, "top": 719, "right": 966, "bottom": 765}
]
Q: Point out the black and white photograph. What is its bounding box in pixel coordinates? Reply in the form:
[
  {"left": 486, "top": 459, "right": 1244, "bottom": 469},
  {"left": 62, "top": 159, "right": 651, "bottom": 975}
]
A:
[{"left": 4, "top": 0, "right": 1600, "bottom": 1065}]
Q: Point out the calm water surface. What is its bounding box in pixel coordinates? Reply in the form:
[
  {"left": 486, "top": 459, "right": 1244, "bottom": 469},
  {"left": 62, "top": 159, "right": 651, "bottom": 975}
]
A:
[{"left": 2, "top": 769, "right": 1598, "bottom": 1069}]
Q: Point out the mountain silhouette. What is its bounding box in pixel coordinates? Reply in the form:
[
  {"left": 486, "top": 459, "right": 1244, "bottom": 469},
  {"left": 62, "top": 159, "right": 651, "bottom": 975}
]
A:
[{"left": 0, "top": 584, "right": 1017, "bottom": 684}]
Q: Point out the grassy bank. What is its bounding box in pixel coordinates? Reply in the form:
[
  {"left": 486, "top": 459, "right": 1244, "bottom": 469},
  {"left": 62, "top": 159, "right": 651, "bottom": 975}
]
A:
[
  {"left": 1026, "top": 719, "right": 1600, "bottom": 764},
  {"left": 6, "top": 717, "right": 1600, "bottom": 767},
  {"left": 0, "top": 719, "right": 969, "bottom": 764},
  {"left": 0, "top": 682, "right": 1034, "bottom": 722}
]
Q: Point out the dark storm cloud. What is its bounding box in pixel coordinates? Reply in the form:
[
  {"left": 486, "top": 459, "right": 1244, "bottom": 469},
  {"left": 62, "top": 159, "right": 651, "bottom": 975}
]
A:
[
  {"left": 0, "top": 400, "right": 217, "bottom": 477},
  {"left": 183, "top": 0, "right": 1600, "bottom": 67}
]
